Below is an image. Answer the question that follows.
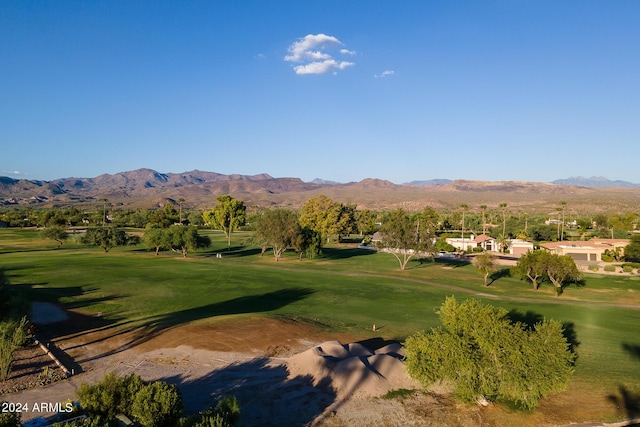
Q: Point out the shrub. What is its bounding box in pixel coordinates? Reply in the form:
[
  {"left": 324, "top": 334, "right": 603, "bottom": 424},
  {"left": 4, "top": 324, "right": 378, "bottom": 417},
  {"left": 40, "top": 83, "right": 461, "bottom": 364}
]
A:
[
  {"left": 0, "top": 404, "right": 21, "bottom": 427},
  {"left": 604, "top": 265, "right": 616, "bottom": 272},
  {"left": 405, "top": 297, "right": 575, "bottom": 410},
  {"left": 588, "top": 265, "right": 599, "bottom": 272},
  {"left": 180, "top": 396, "right": 240, "bottom": 427},
  {"left": 623, "top": 265, "right": 634, "bottom": 273},
  {"left": 602, "top": 254, "right": 614, "bottom": 262},
  {"left": 131, "top": 381, "right": 183, "bottom": 427},
  {"left": 0, "top": 317, "right": 27, "bottom": 381},
  {"left": 76, "top": 372, "right": 144, "bottom": 418}
]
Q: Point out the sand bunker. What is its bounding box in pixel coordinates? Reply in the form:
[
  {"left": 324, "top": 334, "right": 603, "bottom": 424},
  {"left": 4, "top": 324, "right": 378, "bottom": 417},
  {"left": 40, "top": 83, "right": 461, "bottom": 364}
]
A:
[{"left": 288, "top": 340, "right": 419, "bottom": 399}]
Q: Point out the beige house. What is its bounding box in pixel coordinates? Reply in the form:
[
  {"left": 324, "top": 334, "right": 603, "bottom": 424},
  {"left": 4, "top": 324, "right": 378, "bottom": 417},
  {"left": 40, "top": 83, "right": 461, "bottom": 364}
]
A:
[
  {"left": 508, "top": 239, "right": 535, "bottom": 256},
  {"left": 540, "top": 238, "right": 629, "bottom": 262}
]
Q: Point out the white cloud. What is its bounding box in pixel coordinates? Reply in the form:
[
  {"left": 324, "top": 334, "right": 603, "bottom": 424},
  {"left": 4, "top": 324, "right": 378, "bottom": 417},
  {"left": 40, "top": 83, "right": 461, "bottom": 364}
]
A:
[
  {"left": 285, "top": 33, "right": 355, "bottom": 75},
  {"left": 293, "top": 59, "right": 354, "bottom": 75},
  {"left": 2, "top": 170, "right": 27, "bottom": 176},
  {"left": 375, "top": 70, "right": 395, "bottom": 78}
]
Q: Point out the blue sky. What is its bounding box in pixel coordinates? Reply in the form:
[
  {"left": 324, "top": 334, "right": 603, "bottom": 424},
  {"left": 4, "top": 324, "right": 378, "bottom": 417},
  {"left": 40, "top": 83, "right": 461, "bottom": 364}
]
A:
[{"left": 2, "top": 1, "right": 639, "bottom": 184}]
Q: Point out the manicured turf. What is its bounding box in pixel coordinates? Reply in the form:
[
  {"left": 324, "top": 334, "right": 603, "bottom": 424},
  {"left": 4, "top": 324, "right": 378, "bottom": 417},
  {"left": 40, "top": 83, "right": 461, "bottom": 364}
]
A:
[{"left": 1, "top": 229, "right": 639, "bottom": 401}]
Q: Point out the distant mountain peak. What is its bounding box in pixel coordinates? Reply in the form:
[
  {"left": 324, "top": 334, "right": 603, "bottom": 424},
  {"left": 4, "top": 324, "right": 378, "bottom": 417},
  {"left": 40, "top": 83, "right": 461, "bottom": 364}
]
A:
[
  {"left": 552, "top": 176, "right": 640, "bottom": 188},
  {"left": 405, "top": 179, "right": 452, "bottom": 186},
  {"left": 309, "top": 178, "right": 341, "bottom": 185}
]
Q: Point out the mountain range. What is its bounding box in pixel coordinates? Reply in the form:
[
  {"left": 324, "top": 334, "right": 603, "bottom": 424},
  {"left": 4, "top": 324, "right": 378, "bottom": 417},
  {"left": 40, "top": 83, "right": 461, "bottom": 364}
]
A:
[
  {"left": 1, "top": 169, "right": 639, "bottom": 212},
  {"left": 551, "top": 176, "right": 640, "bottom": 188}
]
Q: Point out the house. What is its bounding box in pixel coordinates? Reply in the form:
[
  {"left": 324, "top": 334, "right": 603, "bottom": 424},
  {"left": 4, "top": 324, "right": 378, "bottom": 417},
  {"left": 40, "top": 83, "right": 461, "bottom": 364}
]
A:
[
  {"left": 508, "top": 239, "right": 534, "bottom": 256},
  {"left": 446, "top": 234, "right": 501, "bottom": 252},
  {"left": 540, "top": 238, "right": 629, "bottom": 262}
]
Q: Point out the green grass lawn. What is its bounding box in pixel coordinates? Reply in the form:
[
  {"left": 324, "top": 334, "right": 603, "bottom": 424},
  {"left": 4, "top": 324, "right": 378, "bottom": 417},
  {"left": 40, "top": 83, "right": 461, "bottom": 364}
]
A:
[{"left": 1, "top": 229, "right": 639, "bottom": 407}]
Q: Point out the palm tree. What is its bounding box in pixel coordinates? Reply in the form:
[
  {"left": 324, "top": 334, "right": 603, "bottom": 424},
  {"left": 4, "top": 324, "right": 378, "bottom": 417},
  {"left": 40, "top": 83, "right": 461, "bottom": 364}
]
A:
[
  {"left": 102, "top": 198, "right": 109, "bottom": 225},
  {"left": 178, "top": 198, "right": 185, "bottom": 224},
  {"left": 480, "top": 205, "right": 487, "bottom": 235},
  {"left": 472, "top": 252, "right": 497, "bottom": 286},
  {"left": 499, "top": 203, "right": 508, "bottom": 238},
  {"left": 559, "top": 201, "right": 567, "bottom": 240},
  {"left": 460, "top": 204, "right": 469, "bottom": 242}
]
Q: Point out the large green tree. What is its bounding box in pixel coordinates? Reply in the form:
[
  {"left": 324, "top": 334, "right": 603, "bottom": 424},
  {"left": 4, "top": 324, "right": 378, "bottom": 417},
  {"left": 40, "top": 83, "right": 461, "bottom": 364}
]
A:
[
  {"left": 299, "top": 195, "right": 355, "bottom": 242},
  {"left": 143, "top": 224, "right": 169, "bottom": 255},
  {"left": 165, "top": 225, "right": 211, "bottom": 258},
  {"left": 253, "top": 209, "right": 300, "bottom": 261},
  {"left": 80, "top": 226, "right": 135, "bottom": 252},
  {"left": 513, "top": 251, "right": 582, "bottom": 295},
  {"left": 405, "top": 297, "right": 575, "bottom": 410},
  {"left": 513, "top": 250, "right": 548, "bottom": 290},
  {"left": 40, "top": 225, "right": 68, "bottom": 248},
  {"left": 202, "top": 195, "right": 246, "bottom": 249},
  {"left": 379, "top": 209, "right": 436, "bottom": 270},
  {"left": 545, "top": 253, "right": 582, "bottom": 296}
]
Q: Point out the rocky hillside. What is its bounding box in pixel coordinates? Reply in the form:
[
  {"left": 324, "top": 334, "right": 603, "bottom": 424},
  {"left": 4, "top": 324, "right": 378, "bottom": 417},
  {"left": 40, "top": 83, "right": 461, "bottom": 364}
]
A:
[{"left": 1, "top": 169, "right": 639, "bottom": 213}]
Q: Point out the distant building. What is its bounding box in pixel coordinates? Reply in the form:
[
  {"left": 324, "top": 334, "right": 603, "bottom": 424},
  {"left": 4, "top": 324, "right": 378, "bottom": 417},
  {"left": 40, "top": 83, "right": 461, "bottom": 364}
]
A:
[
  {"left": 508, "top": 239, "right": 534, "bottom": 256},
  {"left": 540, "top": 238, "right": 629, "bottom": 262},
  {"left": 446, "top": 234, "right": 501, "bottom": 252}
]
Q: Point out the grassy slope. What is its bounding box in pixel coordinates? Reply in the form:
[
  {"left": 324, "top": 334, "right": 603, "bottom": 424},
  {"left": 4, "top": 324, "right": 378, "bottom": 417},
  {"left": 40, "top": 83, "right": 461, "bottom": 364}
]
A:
[{"left": 1, "top": 229, "right": 639, "bottom": 417}]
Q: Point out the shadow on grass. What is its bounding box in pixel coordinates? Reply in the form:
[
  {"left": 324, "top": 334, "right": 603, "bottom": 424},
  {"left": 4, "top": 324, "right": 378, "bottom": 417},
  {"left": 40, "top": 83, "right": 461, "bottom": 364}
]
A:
[
  {"left": 608, "top": 385, "right": 640, "bottom": 420},
  {"left": 406, "top": 256, "right": 469, "bottom": 270},
  {"left": 623, "top": 343, "right": 640, "bottom": 360},
  {"left": 507, "top": 309, "right": 581, "bottom": 356},
  {"left": 608, "top": 342, "right": 640, "bottom": 419},
  {"left": 320, "top": 247, "right": 376, "bottom": 260},
  {"left": 160, "top": 357, "right": 336, "bottom": 424},
  {"left": 205, "top": 246, "right": 263, "bottom": 258},
  {"left": 488, "top": 267, "right": 511, "bottom": 285}
]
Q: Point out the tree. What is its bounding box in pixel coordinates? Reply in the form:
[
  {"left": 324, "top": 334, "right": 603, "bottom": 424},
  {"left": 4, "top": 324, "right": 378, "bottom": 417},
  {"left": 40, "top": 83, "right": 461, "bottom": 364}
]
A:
[
  {"left": 559, "top": 201, "right": 567, "bottom": 240},
  {"left": 624, "top": 235, "right": 640, "bottom": 262},
  {"left": 40, "top": 225, "right": 68, "bottom": 248},
  {"left": 80, "top": 226, "right": 133, "bottom": 252},
  {"left": 379, "top": 209, "right": 436, "bottom": 270},
  {"left": 355, "top": 209, "right": 377, "bottom": 236},
  {"left": 178, "top": 198, "right": 186, "bottom": 224},
  {"left": 513, "top": 250, "right": 548, "bottom": 290},
  {"left": 459, "top": 204, "right": 469, "bottom": 240},
  {"left": 148, "top": 204, "right": 179, "bottom": 228},
  {"left": 480, "top": 205, "right": 487, "bottom": 235},
  {"left": 253, "top": 209, "right": 300, "bottom": 261},
  {"left": 144, "top": 225, "right": 169, "bottom": 255},
  {"left": 405, "top": 297, "right": 575, "bottom": 410},
  {"left": 166, "top": 225, "right": 211, "bottom": 258},
  {"left": 299, "top": 195, "right": 355, "bottom": 242},
  {"left": 472, "top": 252, "right": 497, "bottom": 286},
  {"left": 294, "top": 227, "right": 323, "bottom": 259},
  {"left": 545, "top": 254, "right": 582, "bottom": 296},
  {"left": 499, "top": 202, "right": 508, "bottom": 237},
  {"left": 101, "top": 198, "right": 109, "bottom": 225},
  {"left": 203, "top": 195, "right": 246, "bottom": 249}
]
